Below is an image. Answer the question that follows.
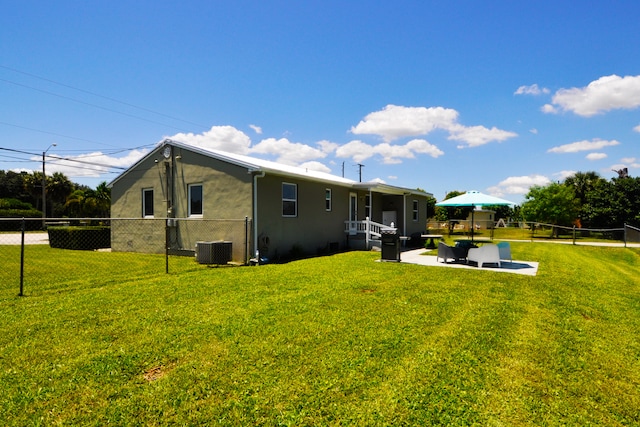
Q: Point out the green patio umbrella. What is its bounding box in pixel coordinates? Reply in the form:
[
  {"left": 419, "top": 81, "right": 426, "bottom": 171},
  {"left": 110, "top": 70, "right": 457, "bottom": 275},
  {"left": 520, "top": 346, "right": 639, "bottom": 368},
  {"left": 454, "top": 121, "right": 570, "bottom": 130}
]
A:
[{"left": 435, "top": 190, "right": 516, "bottom": 242}]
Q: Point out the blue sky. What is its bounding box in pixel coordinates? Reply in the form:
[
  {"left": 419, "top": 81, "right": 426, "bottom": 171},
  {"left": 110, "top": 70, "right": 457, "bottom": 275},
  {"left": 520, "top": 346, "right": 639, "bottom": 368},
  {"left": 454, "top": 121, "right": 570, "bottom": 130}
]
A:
[{"left": 2, "top": 1, "right": 639, "bottom": 204}]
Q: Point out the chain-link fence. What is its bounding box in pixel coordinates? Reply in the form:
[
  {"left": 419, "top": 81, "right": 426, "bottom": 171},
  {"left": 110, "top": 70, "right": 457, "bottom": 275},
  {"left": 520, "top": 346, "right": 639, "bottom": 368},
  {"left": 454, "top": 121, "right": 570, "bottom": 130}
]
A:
[
  {"left": 1, "top": 217, "right": 253, "bottom": 295},
  {"left": 426, "top": 220, "right": 640, "bottom": 245}
]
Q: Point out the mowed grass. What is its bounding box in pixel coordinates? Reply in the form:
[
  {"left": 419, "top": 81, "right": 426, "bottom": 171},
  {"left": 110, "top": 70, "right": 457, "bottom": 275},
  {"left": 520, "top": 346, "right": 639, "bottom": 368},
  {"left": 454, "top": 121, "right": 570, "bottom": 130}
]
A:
[{"left": 1, "top": 243, "right": 639, "bottom": 426}]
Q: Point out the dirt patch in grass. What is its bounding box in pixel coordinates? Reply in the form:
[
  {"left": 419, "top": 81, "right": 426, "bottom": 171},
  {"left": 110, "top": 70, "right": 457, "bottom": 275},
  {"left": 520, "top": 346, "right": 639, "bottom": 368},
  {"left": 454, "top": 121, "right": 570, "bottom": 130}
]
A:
[{"left": 144, "top": 365, "right": 170, "bottom": 382}]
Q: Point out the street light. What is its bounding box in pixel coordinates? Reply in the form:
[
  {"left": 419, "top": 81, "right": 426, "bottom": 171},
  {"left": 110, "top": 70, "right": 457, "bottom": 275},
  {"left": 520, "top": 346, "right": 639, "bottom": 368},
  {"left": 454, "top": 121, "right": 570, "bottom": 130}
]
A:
[{"left": 42, "top": 143, "right": 57, "bottom": 227}]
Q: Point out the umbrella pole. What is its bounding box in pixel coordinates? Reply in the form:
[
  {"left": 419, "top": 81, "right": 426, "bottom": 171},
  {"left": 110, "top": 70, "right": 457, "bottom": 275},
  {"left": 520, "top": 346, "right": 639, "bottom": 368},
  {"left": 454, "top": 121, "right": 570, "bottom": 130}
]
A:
[{"left": 471, "top": 209, "right": 475, "bottom": 243}]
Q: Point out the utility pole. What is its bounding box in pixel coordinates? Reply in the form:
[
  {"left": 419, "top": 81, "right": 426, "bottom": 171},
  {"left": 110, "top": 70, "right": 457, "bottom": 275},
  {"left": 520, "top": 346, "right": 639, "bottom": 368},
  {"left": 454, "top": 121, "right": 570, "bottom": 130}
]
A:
[
  {"left": 42, "top": 143, "right": 57, "bottom": 228},
  {"left": 357, "top": 163, "right": 365, "bottom": 182}
]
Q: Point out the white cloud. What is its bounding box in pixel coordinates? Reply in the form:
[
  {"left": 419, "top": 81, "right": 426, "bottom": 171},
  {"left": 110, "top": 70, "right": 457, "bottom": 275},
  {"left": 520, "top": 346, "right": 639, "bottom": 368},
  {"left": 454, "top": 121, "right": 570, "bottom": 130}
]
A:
[
  {"left": 335, "top": 140, "right": 375, "bottom": 163},
  {"left": 487, "top": 174, "right": 552, "bottom": 196},
  {"left": 350, "top": 104, "right": 516, "bottom": 148},
  {"left": 317, "top": 139, "right": 339, "bottom": 154},
  {"left": 351, "top": 105, "right": 459, "bottom": 142},
  {"left": 335, "top": 138, "right": 444, "bottom": 165},
  {"left": 586, "top": 152, "right": 607, "bottom": 160},
  {"left": 544, "top": 74, "right": 640, "bottom": 116},
  {"left": 168, "top": 125, "right": 252, "bottom": 154},
  {"left": 555, "top": 170, "right": 578, "bottom": 181},
  {"left": 250, "top": 137, "right": 326, "bottom": 165},
  {"left": 514, "top": 84, "right": 550, "bottom": 96},
  {"left": 612, "top": 158, "right": 640, "bottom": 170},
  {"left": 529, "top": 128, "right": 538, "bottom": 134},
  {"left": 447, "top": 124, "right": 517, "bottom": 148},
  {"left": 298, "top": 161, "right": 332, "bottom": 174},
  {"left": 405, "top": 139, "right": 445, "bottom": 158},
  {"left": 547, "top": 138, "right": 620, "bottom": 153},
  {"left": 249, "top": 124, "right": 263, "bottom": 134},
  {"left": 541, "top": 104, "right": 558, "bottom": 114},
  {"left": 634, "top": 124, "right": 640, "bottom": 133}
]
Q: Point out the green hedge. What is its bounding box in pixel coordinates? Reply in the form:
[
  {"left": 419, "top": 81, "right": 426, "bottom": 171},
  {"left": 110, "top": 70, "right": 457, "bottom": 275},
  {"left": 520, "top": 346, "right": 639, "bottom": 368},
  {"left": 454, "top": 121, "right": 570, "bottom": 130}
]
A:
[{"left": 48, "top": 226, "right": 111, "bottom": 250}]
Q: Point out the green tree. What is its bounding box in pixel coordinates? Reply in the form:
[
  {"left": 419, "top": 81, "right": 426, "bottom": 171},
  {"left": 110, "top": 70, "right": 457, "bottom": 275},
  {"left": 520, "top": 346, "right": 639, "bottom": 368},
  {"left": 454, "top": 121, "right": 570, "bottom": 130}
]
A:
[
  {"left": 586, "top": 176, "right": 640, "bottom": 228},
  {"left": 563, "top": 171, "right": 606, "bottom": 227},
  {"left": 522, "top": 183, "right": 579, "bottom": 237},
  {"left": 49, "top": 172, "right": 75, "bottom": 217},
  {"left": 84, "top": 182, "right": 111, "bottom": 217},
  {"left": 64, "top": 189, "right": 86, "bottom": 217}
]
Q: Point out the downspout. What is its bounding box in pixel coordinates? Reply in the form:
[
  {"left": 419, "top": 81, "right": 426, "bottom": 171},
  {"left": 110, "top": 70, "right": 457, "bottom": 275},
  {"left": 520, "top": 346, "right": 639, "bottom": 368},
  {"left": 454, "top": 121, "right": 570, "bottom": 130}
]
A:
[
  {"left": 252, "top": 170, "right": 266, "bottom": 259},
  {"left": 403, "top": 193, "right": 407, "bottom": 237}
]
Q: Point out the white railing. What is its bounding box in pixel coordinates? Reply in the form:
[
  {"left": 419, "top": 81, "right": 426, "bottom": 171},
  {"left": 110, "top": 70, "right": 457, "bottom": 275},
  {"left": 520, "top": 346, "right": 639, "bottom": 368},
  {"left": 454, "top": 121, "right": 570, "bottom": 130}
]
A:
[{"left": 344, "top": 217, "right": 387, "bottom": 248}]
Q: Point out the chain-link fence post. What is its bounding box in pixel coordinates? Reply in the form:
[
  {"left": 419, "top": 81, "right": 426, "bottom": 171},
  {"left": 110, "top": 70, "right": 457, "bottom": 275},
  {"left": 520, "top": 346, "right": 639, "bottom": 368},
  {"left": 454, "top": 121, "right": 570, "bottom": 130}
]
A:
[{"left": 19, "top": 218, "right": 25, "bottom": 296}]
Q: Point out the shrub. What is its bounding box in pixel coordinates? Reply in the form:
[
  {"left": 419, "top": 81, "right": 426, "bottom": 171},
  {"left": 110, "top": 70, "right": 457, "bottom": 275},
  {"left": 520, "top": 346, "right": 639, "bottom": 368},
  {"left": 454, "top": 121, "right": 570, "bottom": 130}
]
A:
[{"left": 47, "top": 226, "right": 111, "bottom": 250}]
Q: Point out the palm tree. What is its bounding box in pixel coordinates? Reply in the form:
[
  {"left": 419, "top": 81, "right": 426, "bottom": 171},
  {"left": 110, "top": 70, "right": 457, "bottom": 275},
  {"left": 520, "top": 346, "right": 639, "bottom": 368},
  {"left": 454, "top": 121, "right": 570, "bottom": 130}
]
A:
[
  {"left": 64, "top": 189, "right": 86, "bottom": 217},
  {"left": 87, "top": 182, "right": 110, "bottom": 218},
  {"left": 564, "top": 171, "right": 606, "bottom": 227}
]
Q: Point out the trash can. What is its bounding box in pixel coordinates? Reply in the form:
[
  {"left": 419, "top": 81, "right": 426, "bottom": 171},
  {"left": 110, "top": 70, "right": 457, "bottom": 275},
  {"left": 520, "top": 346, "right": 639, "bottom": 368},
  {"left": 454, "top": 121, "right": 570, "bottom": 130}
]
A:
[{"left": 381, "top": 227, "right": 400, "bottom": 262}]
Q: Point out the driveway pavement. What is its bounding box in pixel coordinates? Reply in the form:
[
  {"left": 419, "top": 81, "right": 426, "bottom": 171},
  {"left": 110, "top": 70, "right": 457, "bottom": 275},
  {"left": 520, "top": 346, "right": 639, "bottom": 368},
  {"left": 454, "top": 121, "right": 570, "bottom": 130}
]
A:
[{"left": 0, "top": 232, "right": 49, "bottom": 245}]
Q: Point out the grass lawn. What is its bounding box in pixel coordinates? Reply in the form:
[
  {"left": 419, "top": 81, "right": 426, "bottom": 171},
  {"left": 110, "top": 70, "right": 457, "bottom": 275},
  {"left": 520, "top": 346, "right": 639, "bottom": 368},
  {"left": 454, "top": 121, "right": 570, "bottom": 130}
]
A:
[{"left": 1, "top": 243, "right": 639, "bottom": 425}]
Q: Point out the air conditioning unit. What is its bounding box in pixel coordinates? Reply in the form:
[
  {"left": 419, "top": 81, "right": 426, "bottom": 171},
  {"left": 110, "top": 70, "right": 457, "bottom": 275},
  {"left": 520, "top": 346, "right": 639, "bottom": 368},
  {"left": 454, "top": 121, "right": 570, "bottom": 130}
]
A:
[{"left": 195, "top": 241, "right": 232, "bottom": 265}]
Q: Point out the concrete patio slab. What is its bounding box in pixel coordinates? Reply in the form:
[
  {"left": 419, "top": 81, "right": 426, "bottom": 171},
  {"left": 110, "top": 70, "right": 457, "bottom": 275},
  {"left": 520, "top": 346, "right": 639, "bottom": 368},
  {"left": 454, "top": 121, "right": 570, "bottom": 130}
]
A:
[{"left": 394, "top": 248, "right": 539, "bottom": 276}]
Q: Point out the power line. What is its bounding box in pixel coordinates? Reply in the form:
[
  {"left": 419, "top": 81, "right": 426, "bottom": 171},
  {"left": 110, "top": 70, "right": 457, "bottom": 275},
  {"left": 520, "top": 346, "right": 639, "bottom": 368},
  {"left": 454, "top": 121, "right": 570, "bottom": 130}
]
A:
[
  {"left": 0, "top": 64, "right": 209, "bottom": 130},
  {"left": 0, "top": 77, "right": 194, "bottom": 132},
  {"left": 0, "top": 120, "right": 106, "bottom": 145}
]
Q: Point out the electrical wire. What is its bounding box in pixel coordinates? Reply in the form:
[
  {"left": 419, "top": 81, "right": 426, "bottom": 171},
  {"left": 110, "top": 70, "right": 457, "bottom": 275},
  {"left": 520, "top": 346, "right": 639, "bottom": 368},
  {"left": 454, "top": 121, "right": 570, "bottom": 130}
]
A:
[{"left": 0, "top": 64, "right": 209, "bottom": 130}]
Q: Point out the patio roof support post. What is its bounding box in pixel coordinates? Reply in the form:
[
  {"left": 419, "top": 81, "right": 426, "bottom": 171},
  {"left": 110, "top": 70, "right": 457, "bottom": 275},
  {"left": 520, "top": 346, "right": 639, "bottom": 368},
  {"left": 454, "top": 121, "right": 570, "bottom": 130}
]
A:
[{"left": 365, "top": 216, "right": 370, "bottom": 249}]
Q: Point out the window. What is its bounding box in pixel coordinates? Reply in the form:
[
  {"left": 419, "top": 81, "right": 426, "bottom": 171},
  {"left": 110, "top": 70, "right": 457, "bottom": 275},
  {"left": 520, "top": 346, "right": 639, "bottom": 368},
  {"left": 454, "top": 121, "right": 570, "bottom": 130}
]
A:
[
  {"left": 188, "top": 184, "right": 203, "bottom": 217},
  {"left": 142, "top": 188, "right": 154, "bottom": 217},
  {"left": 325, "top": 188, "right": 332, "bottom": 211},
  {"left": 412, "top": 200, "right": 419, "bottom": 221},
  {"left": 282, "top": 183, "right": 297, "bottom": 217}
]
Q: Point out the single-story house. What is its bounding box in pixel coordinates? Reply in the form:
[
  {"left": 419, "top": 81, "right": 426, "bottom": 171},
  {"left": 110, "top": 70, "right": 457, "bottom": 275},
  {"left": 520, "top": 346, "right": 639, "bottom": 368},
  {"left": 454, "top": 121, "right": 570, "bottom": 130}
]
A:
[
  {"left": 109, "top": 139, "right": 432, "bottom": 263},
  {"left": 466, "top": 208, "right": 495, "bottom": 230}
]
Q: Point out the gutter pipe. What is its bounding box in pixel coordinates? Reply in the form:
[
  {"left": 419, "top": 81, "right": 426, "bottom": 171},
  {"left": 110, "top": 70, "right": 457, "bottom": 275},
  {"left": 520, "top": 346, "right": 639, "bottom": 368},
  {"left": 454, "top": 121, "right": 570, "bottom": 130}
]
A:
[{"left": 252, "top": 170, "right": 266, "bottom": 259}]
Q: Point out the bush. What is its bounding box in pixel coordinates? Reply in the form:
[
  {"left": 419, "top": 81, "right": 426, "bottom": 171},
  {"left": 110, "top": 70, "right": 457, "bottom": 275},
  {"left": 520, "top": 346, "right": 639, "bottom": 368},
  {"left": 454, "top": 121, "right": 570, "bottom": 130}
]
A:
[{"left": 48, "top": 226, "right": 111, "bottom": 250}]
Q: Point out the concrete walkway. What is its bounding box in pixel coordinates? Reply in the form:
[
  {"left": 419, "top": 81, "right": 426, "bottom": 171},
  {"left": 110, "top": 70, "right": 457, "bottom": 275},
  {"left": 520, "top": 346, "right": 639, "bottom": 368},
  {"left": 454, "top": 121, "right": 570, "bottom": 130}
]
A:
[{"left": 396, "top": 248, "right": 540, "bottom": 276}]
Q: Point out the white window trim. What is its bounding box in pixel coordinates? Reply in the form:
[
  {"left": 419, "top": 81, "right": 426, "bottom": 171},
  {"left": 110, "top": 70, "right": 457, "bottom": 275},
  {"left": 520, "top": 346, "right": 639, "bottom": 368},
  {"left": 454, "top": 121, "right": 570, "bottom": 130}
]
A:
[
  {"left": 142, "top": 188, "right": 154, "bottom": 218},
  {"left": 282, "top": 182, "right": 298, "bottom": 217},
  {"left": 188, "top": 183, "right": 203, "bottom": 217},
  {"left": 412, "top": 199, "right": 419, "bottom": 221}
]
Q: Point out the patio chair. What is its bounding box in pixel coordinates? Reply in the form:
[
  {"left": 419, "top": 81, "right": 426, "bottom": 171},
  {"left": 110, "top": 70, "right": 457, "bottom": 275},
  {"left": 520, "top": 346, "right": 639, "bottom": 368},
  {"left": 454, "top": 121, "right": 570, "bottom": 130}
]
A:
[
  {"left": 467, "top": 244, "right": 501, "bottom": 268},
  {"left": 437, "top": 241, "right": 467, "bottom": 264},
  {"left": 497, "top": 242, "right": 512, "bottom": 263}
]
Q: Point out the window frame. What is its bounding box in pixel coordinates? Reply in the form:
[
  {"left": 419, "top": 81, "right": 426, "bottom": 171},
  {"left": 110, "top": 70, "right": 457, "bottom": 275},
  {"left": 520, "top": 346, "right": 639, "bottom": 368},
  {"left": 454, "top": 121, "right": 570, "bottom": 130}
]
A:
[
  {"left": 325, "top": 188, "right": 332, "bottom": 212},
  {"left": 412, "top": 199, "right": 419, "bottom": 221},
  {"left": 282, "top": 182, "right": 298, "bottom": 217},
  {"left": 142, "top": 188, "right": 154, "bottom": 218},
  {"left": 188, "top": 183, "right": 203, "bottom": 217}
]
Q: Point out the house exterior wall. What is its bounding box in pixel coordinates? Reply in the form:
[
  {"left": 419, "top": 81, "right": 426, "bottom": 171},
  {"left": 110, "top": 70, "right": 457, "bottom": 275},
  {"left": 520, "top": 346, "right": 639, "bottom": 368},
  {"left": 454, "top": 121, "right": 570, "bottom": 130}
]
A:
[
  {"left": 110, "top": 147, "right": 254, "bottom": 260},
  {"left": 466, "top": 210, "right": 495, "bottom": 229},
  {"left": 255, "top": 174, "right": 351, "bottom": 259}
]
